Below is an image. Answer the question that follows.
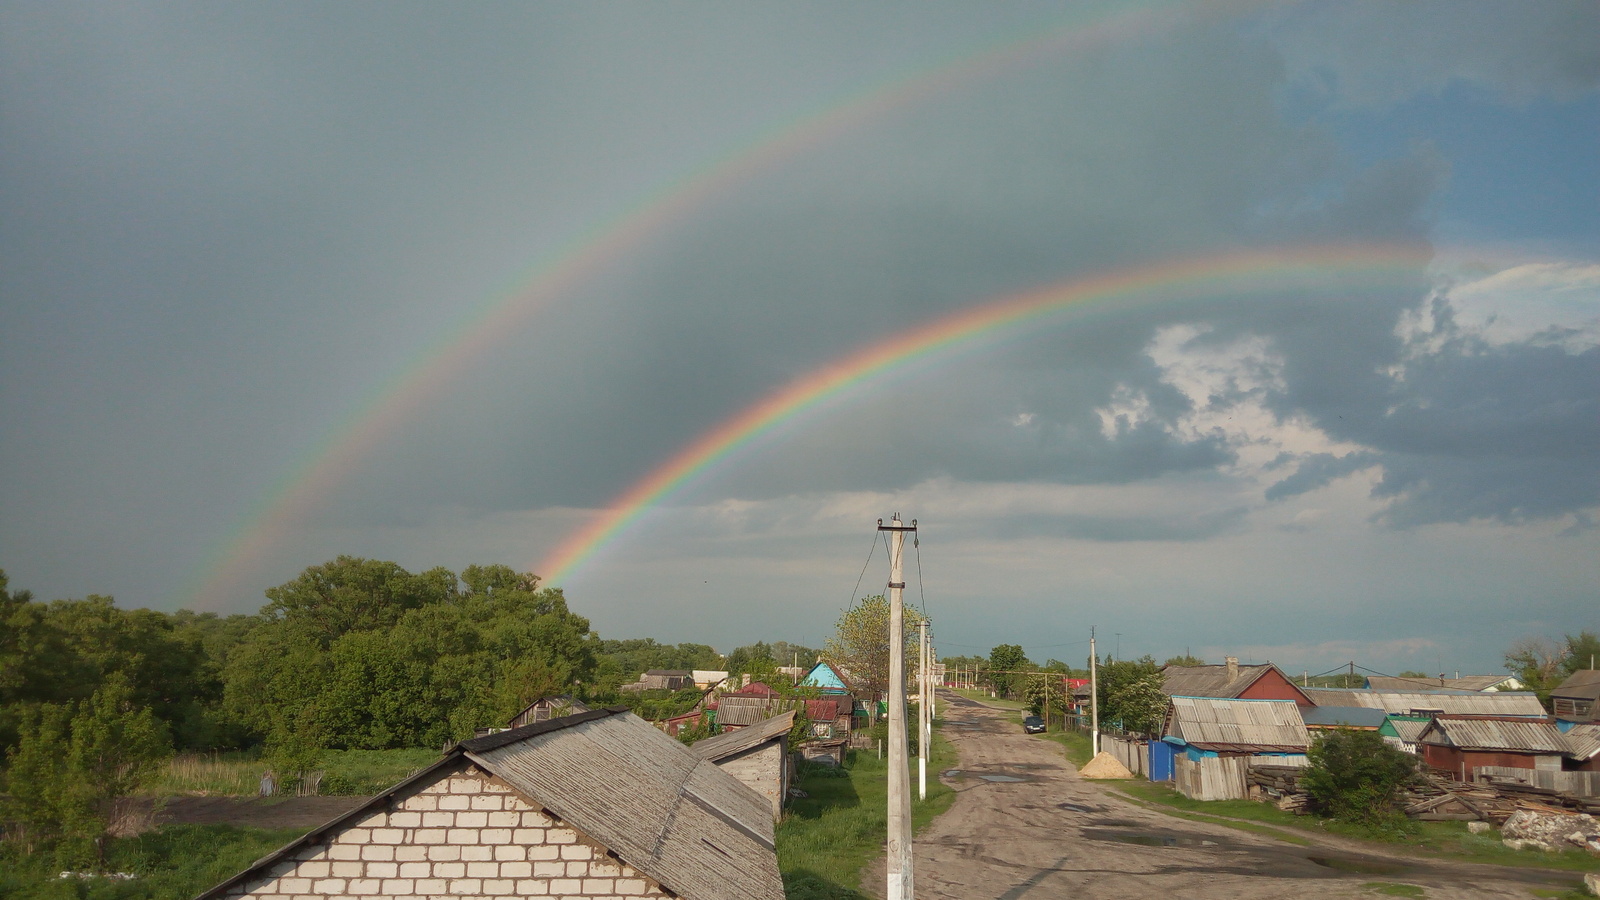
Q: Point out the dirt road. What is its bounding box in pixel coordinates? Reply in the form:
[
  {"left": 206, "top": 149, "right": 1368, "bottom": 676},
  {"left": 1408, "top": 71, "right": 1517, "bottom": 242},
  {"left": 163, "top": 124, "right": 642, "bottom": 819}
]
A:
[{"left": 865, "top": 691, "right": 1586, "bottom": 899}]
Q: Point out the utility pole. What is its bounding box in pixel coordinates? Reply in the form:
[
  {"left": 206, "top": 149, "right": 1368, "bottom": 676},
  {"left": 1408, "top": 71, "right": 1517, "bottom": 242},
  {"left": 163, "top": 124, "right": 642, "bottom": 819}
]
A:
[
  {"left": 916, "top": 619, "right": 929, "bottom": 800},
  {"left": 879, "top": 515, "right": 916, "bottom": 900},
  {"left": 1089, "top": 627, "right": 1100, "bottom": 758}
]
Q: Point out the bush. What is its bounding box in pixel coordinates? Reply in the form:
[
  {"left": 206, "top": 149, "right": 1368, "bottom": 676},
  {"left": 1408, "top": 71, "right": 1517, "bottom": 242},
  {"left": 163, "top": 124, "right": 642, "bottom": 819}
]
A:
[{"left": 1301, "top": 729, "right": 1419, "bottom": 828}]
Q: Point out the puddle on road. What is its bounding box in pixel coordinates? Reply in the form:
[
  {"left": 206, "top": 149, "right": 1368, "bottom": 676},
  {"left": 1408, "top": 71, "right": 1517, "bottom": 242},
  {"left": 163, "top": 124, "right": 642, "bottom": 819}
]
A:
[
  {"left": 941, "top": 769, "right": 1035, "bottom": 783},
  {"left": 978, "top": 774, "right": 1028, "bottom": 783},
  {"left": 1307, "top": 856, "right": 1407, "bottom": 876}
]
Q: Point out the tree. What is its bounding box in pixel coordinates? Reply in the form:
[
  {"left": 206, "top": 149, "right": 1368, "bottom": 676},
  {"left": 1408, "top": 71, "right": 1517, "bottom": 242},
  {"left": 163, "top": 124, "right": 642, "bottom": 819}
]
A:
[
  {"left": 1562, "top": 630, "right": 1600, "bottom": 676},
  {"left": 988, "top": 644, "right": 1030, "bottom": 697},
  {"left": 1095, "top": 655, "right": 1162, "bottom": 733},
  {"left": 1024, "top": 673, "right": 1066, "bottom": 728},
  {"left": 1301, "top": 728, "right": 1418, "bottom": 828},
  {"left": 1, "top": 674, "right": 171, "bottom": 865},
  {"left": 823, "top": 595, "right": 923, "bottom": 695},
  {"left": 1504, "top": 636, "right": 1568, "bottom": 706},
  {"left": 1164, "top": 654, "right": 1206, "bottom": 667}
]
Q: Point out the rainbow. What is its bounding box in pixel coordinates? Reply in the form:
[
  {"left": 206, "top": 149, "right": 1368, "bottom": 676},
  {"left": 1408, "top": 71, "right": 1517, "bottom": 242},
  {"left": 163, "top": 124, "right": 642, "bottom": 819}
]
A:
[
  {"left": 185, "top": 1, "right": 1257, "bottom": 609},
  {"left": 536, "top": 244, "right": 1431, "bottom": 583}
]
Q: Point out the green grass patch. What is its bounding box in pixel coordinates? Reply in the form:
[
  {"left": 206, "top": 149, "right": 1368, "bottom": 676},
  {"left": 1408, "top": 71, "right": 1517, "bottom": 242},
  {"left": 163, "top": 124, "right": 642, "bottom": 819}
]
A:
[
  {"left": 0, "top": 823, "right": 304, "bottom": 900},
  {"left": 151, "top": 747, "right": 439, "bottom": 797},
  {"left": 777, "top": 731, "right": 959, "bottom": 900},
  {"left": 1108, "top": 780, "right": 1600, "bottom": 874},
  {"left": 1362, "top": 882, "right": 1425, "bottom": 897}
]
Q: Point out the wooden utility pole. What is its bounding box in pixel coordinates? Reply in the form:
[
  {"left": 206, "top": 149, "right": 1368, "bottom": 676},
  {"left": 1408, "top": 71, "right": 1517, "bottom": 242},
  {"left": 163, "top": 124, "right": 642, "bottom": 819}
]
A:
[
  {"left": 917, "top": 618, "right": 930, "bottom": 800},
  {"left": 1089, "top": 628, "right": 1100, "bottom": 757},
  {"left": 879, "top": 515, "right": 916, "bottom": 900}
]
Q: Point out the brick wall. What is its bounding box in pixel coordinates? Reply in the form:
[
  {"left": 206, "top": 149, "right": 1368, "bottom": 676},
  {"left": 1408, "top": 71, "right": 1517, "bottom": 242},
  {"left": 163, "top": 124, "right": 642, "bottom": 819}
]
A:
[{"left": 227, "top": 765, "right": 671, "bottom": 900}]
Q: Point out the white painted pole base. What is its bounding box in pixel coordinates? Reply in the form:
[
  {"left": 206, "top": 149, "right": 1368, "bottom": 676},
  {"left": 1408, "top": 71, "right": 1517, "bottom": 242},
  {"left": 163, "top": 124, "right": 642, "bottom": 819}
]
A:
[{"left": 918, "top": 757, "right": 926, "bottom": 800}]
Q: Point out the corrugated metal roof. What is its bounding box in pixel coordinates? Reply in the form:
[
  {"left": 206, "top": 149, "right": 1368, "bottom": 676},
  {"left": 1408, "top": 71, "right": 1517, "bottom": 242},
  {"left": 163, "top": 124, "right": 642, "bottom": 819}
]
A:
[
  {"left": 1167, "top": 696, "right": 1309, "bottom": 751},
  {"left": 1562, "top": 723, "right": 1600, "bottom": 761},
  {"left": 1305, "top": 688, "right": 1547, "bottom": 717},
  {"left": 693, "top": 711, "right": 795, "bottom": 762},
  {"left": 1365, "top": 675, "right": 1515, "bottom": 692},
  {"left": 469, "top": 709, "right": 784, "bottom": 900},
  {"left": 1386, "top": 718, "right": 1433, "bottom": 743},
  {"left": 716, "top": 696, "right": 783, "bottom": 726},
  {"left": 1418, "top": 716, "right": 1567, "bottom": 753}
]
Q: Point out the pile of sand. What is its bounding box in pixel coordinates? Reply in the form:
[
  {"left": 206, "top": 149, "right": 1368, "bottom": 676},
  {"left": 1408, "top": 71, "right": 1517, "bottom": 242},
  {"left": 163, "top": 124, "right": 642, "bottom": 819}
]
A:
[{"left": 1077, "top": 751, "right": 1134, "bottom": 779}]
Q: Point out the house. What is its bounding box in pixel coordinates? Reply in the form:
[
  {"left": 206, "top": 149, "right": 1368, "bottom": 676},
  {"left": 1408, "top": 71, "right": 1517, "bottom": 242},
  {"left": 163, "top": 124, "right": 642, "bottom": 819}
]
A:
[
  {"left": 1303, "top": 687, "right": 1548, "bottom": 718},
  {"left": 714, "top": 696, "right": 784, "bottom": 731},
  {"left": 1156, "top": 697, "right": 1310, "bottom": 800},
  {"left": 1551, "top": 670, "right": 1600, "bottom": 724},
  {"left": 197, "top": 707, "right": 783, "bottom": 900},
  {"left": 1160, "top": 697, "right": 1311, "bottom": 759},
  {"left": 1365, "top": 674, "right": 1523, "bottom": 692},
  {"left": 691, "top": 670, "right": 729, "bottom": 690},
  {"left": 692, "top": 711, "right": 795, "bottom": 821},
  {"left": 800, "top": 661, "right": 855, "bottom": 695},
  {"left": 507, "top": 696, "right": 590, "bottom": 730},
  {"left": 1416, "top": 715, "right": 1568, "bottom": 781},
  {"left": 1564, "top": 723, "right": 1600, "bottom": 772},
  {"left": 619, "top": 670, "right": 696, "bottom": 692},
  {"left": 1160, "top": 657, "right": 1315, "bottom": 707},
  {"left": 1378, "top": 715, "right": 1435, "bottom": 755}
]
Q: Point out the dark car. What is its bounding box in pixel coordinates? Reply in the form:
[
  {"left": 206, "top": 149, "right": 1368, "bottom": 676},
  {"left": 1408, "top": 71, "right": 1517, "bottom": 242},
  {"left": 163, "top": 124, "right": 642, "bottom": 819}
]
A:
[{"left": 1022, "top": 715, "right": 1046, "bottom": 734}]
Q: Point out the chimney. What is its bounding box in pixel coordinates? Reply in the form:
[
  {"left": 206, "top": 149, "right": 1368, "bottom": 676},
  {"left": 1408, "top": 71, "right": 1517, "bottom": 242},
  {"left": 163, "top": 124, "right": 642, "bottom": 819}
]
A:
[{"left": 1225, "top": 656, "right": 1239, "bottom": 680}]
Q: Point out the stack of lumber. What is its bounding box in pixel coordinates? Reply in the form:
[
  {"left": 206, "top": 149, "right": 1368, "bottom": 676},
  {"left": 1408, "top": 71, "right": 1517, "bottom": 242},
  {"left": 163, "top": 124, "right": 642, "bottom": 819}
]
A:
[
  {"left": 1402, "top": 775, "right": 1519, "bottom": 824},
  {"left": 1487, "top": 779, "right": 1600, "bottom": 815},
  {"left": 1249, "top": 765, "right": 1309, "bottom": 813}
]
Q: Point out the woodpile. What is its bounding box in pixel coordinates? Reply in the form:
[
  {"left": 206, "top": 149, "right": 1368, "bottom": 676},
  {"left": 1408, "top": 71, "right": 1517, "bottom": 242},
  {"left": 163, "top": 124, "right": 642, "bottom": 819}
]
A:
[
  {"left": 1248, "top": 765, "right": 1309, "bottom": 814},
  {"left": 1403, "top": 776, "right": 1516, "bottom": 824}
]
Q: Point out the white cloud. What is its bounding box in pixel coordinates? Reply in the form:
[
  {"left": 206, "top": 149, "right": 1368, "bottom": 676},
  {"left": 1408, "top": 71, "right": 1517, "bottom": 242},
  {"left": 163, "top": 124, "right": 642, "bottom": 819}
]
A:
[{"left": 1440, "top": 259, "right": 1600, "bottom": 350}]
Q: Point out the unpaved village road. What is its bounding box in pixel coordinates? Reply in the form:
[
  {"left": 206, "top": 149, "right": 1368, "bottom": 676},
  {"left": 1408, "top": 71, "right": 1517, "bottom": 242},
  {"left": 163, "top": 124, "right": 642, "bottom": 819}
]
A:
[{"left": 865, "top": 691, "right": 1587, "bottom": 900}]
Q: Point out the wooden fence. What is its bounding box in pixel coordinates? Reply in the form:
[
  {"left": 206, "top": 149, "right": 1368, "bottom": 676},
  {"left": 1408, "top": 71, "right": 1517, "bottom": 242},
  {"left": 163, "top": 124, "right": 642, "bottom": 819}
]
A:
[
  {"left": 1103, "top": 735, "right": 1148, "bottom": 777},
  {"left": 1174, "top": 755, "right": 1248, "bottom": 801},
  {"left": 1476, "top": 766, "right": 1600, "bottom": 797}
]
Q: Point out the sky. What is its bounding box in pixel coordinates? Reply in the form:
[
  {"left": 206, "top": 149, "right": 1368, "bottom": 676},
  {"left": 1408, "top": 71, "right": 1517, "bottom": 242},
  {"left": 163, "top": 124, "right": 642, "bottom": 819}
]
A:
[{"left": 2, "top": 1, "right": 1596, "bottom": 678}]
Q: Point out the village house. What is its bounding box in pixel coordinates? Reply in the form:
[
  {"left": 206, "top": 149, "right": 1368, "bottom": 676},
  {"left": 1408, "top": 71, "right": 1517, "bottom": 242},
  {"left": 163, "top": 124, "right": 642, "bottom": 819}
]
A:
[
  {"left": 1154, "top": 696, "right": 1311, "bottom": 800},
  {"left": 1415, "top": 714, "right": 1569, "bottom": 782},
  {"left": 196, "top": 707, "right": 784, "bottom": 900},
  {"left": 1160, "top": 658, "right": 1316, "bottom": 707},
  {"left": 692, "top": 711, "right": 795, "bottom": 821},
  {"left": 507, "top": 696, "right": 590, "bottom": 730},
  {"left": 1364, "top": 674, "right": 1523, "bottom": 692},
  {"left": 1303, "top": 687, "right": 1548, "bottom": 718},
  {"left": 618, "top": 670, "right": 696, "bottom": 692},
  {"left": 1551, "top": 670, "right": 1600, "bottom": 724}
]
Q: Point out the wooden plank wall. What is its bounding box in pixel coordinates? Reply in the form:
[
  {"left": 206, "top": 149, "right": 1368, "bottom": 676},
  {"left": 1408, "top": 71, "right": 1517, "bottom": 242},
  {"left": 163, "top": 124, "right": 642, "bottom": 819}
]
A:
[
  {"left": 1475, "top": 766, "right": 1600, "bottom": 797},
  {"left": 1103, "top": 736, "right": 1149, "bottom": 776},
  {"left": 1173, "top": 755, "right": 1248, "bottom": 801}
]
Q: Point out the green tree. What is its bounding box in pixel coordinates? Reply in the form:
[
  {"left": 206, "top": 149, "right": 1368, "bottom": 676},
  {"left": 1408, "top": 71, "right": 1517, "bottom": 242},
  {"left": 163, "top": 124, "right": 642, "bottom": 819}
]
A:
[
  {"left": 1562, "top": 630, "right": 1599, "bottom": 675},
  {"left": 823, "top": 595, "right": 923, "bottom": 695},
  {"left": 1024, "top": 673, "right": 1066, "bottom": 727},
  {"left": 1301, "top": 728, "right": 1419, "bottom": 828},
  {"left": 1095, "top": 655, "right": 1162, "bottom": 733},
  {"left": 1504, "top": 636, "right": 1567, "bottom": 706},
  {"left": 1163, "top": 654, "right": 1206, "bottom": 667},
  {"left": 988, "top": 644, "right": 1030, "bottom": 697},
  {"left": 0, "top": 675, "right": 171, "bottom": 865}
]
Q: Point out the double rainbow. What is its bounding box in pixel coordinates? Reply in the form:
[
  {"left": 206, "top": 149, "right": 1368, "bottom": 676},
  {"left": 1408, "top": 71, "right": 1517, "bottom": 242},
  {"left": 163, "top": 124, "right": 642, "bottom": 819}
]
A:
[{"left": 537, "top": 243, "right": 1430, "bottom": 584}]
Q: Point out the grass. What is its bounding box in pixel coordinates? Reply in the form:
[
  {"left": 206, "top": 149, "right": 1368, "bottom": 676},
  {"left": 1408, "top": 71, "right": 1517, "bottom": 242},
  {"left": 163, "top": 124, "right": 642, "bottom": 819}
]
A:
[
  {"left": 777, "top": 728, "right": 959, "bottom": 900},
  {"left": 1109, "top": 779, "right": 1600, "bottom": 875},
  {"left": 0, "top": 824, "right": 304, "bottom": 900},
  {"left": 1037, "top": 728, "right": 1095, "bottom": 768},
  {"left": 151, "top": 748, "right": 439, "bottom": 797}
]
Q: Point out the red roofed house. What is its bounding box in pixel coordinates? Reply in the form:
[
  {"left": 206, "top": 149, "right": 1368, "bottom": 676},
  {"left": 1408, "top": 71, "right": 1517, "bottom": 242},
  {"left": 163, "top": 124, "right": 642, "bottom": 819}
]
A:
[{"left": 1160, "top": 657, "right": 1315, "bottom": 708}]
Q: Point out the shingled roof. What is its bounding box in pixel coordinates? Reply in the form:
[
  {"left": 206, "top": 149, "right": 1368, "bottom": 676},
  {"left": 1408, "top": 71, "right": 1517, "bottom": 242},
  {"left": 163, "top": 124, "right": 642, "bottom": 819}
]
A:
[{"left": 196, "top": 707, "right": 783, "bottom": 900}]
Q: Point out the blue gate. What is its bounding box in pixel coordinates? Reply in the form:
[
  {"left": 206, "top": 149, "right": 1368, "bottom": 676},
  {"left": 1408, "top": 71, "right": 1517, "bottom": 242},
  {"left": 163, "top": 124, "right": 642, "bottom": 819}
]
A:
[{"left": 1148, "top": 739, "right": 1176, "bottom": 782}]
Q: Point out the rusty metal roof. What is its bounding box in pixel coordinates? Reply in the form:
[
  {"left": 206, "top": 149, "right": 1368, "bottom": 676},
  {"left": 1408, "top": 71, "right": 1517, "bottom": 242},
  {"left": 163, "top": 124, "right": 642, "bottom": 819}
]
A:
[
  {"left": 1166, "top": 697, "right": 1309, "bottom": 752},
  {"left": 1305, "top": 688, "right": 1547, "bottom": 717},
  {"left": 1417, "top": 716, "right": 1567, "bottom": 753}
]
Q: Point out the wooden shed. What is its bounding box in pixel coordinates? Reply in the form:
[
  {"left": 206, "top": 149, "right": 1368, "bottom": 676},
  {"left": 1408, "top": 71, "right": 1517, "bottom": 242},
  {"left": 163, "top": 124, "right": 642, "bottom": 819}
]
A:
[
  {"left": 196, "top": 707, "right": 783, "bottom": 900},
  {"left": 1416, "top": 715, "right": 1568, "bottom": 782},
  {"left": 1551, "top": 670, "right": 1600, "bottom": 723},
  {"left": 692, "top": 711, "right": 795, "bottom": 820},
  {"left": 507, "top": 695, "right": 590, "bottom": 729}
]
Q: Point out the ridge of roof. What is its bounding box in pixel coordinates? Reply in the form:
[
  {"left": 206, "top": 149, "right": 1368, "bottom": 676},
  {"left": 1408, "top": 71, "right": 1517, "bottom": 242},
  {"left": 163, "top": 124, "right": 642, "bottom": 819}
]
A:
[
  {"left": 692, "top": 711, "right": 796, "bottom": 762},
  {"left": 459, "top": 705, "right": 628, "bottom": 753}
]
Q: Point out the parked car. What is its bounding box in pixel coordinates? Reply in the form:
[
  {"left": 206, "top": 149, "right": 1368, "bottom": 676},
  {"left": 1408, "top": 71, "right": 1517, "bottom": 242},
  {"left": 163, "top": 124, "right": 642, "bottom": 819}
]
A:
[{"left": 1022, "top": 715, "right": 1046, "bottom": 734}]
